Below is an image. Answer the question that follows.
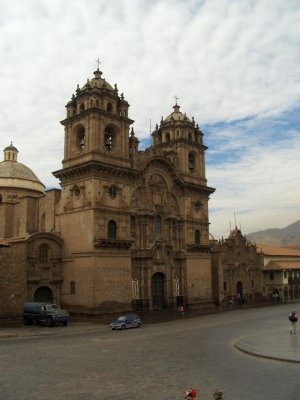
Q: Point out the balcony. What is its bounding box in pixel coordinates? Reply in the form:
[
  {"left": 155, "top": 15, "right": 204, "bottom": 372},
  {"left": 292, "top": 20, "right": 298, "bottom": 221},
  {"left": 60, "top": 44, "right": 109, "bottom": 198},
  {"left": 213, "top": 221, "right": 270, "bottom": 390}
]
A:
[{"left": 288, "top": 277, "right": 300, "bottom": 284}]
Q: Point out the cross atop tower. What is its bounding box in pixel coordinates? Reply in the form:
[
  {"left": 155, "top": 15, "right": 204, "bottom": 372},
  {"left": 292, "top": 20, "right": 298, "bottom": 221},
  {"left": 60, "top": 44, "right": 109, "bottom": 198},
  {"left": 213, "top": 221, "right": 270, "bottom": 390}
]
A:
[
  {"left": 95, "top": 58, "right": 101, "bottom": 70},
  {"left": 174, "top": 94, "right": 179, "bottom": 104}
]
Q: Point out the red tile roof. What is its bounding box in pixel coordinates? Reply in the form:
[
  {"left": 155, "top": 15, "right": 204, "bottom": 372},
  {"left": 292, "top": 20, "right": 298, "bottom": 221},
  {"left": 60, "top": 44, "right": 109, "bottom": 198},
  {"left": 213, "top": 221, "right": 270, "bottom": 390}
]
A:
[
  {"left": 257, "top": 244, "right": 300, "bottom": 256},
  {"left": 264, "top": 260, "right": 300, "bottom": 270}
]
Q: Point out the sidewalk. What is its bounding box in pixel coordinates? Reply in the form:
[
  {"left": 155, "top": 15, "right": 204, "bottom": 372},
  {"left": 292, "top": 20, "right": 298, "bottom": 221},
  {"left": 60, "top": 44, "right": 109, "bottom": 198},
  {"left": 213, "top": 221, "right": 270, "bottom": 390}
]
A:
[{"left": 233, "top": 325, "right": 300, "bottom": 363}]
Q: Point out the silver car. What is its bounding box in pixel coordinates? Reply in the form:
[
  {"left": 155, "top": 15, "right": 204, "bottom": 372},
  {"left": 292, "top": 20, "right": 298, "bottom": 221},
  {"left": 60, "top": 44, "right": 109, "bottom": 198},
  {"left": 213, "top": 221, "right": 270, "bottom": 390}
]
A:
[{"left": 110, "top": 314, "right": 142, "bottom": 330}]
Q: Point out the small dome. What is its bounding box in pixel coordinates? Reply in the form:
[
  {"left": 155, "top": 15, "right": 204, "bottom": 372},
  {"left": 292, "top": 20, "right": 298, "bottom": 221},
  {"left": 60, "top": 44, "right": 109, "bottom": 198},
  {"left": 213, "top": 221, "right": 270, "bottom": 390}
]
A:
[
  {"left": 164, "top": 104, "right": 192, "bottom": 123},
  {"left": 4, "top": 142, "right": 18, "bottom": 152},
  {"left": 0, "top": 144, "right": 45, "bottom": 193},
  {"left": 0, "top": 161, "right": 42, "bottom": 182},
  {"left": 80, "top": 69, "right": 114, "bottom": 92}
]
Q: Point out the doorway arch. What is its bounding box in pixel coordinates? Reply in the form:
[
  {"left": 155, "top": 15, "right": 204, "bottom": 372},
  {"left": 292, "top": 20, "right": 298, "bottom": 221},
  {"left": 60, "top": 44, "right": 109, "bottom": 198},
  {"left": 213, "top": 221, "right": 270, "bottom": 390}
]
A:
[
  {"left": 34, "top": 286, "right": 53, "bottom": 303},
  {"left": 151, "top": 272, "right": 165, "bottom": 310}
]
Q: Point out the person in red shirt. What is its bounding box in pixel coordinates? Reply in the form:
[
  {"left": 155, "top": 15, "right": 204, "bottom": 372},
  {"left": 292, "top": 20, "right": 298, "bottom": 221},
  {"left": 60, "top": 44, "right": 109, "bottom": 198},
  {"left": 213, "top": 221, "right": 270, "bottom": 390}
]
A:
[{"left": 183, "top": 387, "right": 197, "bottom": 399}]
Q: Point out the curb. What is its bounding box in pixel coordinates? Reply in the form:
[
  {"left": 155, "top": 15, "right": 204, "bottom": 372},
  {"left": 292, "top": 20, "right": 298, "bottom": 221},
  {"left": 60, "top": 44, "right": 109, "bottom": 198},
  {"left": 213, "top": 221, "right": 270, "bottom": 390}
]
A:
[{"left": 233, "top": 339, "right": 300, "bottom": 364}]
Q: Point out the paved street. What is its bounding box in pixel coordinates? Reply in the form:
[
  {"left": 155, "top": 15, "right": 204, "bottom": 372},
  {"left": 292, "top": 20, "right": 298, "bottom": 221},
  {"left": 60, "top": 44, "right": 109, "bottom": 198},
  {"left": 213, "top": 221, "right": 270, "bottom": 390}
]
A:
[{"left": 0, "top": 303, "right": 299, "bottom": 400}]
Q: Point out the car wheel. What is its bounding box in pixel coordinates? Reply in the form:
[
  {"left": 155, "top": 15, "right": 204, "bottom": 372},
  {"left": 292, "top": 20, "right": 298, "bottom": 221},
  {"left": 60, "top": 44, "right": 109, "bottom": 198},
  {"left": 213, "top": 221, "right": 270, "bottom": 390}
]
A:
[
  {"left": 137, "top": 322, "right": 141, "bottom": 328},
  {"left": 121, "top": 324, "right": 126, "bottom": 330},
  {"left": 63, "top": 321, "right": 68, "bottom": 326},
  {"left": 47, "top": 318, "right": 54, "bottom": 327}
]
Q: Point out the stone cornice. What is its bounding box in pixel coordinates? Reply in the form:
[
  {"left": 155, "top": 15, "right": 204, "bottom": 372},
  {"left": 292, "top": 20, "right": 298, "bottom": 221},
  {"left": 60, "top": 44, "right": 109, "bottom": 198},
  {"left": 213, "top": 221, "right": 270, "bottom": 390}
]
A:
[
  {"left": 53, "top": 160, "right": 137, "bottom": 181},
  {"left": 186, "top": 244, "right": 212, "bottom": 253},
  {"left": 94, "top": 239, "right": 133, "bottom": 249},
  {"left": 60, "top": 107, "right": 134, "bottom": 126}
]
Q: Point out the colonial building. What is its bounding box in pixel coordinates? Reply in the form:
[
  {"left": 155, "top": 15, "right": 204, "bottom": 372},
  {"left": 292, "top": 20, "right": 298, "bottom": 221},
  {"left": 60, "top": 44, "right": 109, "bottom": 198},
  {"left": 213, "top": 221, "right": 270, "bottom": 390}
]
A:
[
  {"left": 0, "top": 67, "right": 216, "bottom": 317},
  {"left": 257, "top": 244, "right": 300, "bottom": 302},
  {"left": 211, "top": 228, "right": 264, "bottom": 306}
]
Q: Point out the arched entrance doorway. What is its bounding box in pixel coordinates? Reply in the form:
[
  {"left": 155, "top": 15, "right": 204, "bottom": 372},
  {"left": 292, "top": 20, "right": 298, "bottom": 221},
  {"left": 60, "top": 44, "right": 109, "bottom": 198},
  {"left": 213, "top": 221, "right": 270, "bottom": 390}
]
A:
[
  {"left": 34, "top": 286, "right": 53, "bottom": 303},
  {"left": 151, "top": 272, "right": 165, "bottom": 310},
  {"left": 236, "top": 281, "right": 243, "bottom": 303}
]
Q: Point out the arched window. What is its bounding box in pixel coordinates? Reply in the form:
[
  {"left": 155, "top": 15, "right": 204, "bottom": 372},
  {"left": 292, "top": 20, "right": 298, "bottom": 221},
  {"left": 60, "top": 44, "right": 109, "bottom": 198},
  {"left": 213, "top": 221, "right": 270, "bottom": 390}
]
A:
[
  {"left": 75, "top": 125, "right": 85, "bottom": 151},
  {"left": 195, "top": 229, "right": 201, "bottom": 244},
  {"left": 104, "top": 126, "right": 115, "bottom": 151},
  {"left": 107, "top": 103, "right": 113, "bottom": 112},
  {"left": 70, "top": 281, "right": 76, "bottom": 294},
  {"left": 80, "top": 103, "right": 85, "bottom": 112},
  {"left": 188, "top": 152, "right": 196, "bottom": 172},
  {"left": 155, "top": 215, "right": 161, "bottom": 236},
  {"left": 39, "top": 245, "right": 49, "bottom": 264},
  {"left": 108, "top": 220, "right": 117, "bottom": 240},
  {"left": 165, "top": 133, "right": 170, "bottom": 144}
]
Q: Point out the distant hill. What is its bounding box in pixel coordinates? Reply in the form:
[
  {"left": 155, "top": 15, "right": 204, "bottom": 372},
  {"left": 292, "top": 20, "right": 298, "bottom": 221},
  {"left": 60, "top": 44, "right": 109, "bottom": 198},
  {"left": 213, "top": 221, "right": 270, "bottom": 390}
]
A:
[{"left": 246, "top": 220, "right": 300, "bottom": 246}]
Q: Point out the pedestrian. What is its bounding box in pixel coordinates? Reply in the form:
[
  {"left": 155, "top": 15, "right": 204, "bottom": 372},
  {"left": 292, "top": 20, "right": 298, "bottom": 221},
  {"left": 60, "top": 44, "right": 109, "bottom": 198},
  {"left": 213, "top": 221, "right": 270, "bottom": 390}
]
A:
[
  {"left": 213, "top": 389, "right": 224, "bottom": 399},
  {"left": 183, "top": 387, "right": 197, "bottom": 399},
  {"left": 289, "top": 310, "right": 298, "bottom": 334},
  {"left": 178, "top": 304, "right": 184, "bottom": 316}
]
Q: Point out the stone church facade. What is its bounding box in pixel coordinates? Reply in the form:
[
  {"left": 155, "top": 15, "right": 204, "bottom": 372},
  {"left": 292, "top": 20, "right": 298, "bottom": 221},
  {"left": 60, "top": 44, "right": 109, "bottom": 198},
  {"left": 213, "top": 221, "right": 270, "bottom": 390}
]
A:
[
  {"left": 211, "top": 228, "right": 264, "bottom": 306},
  {"left": 0, "top": 67, "right": 217, "bottom": 317}
]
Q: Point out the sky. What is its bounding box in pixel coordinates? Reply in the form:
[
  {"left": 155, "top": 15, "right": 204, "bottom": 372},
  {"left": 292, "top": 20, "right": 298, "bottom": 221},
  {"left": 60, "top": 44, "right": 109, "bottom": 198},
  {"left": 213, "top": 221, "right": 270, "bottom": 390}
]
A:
[{"left": 0, "top": 0, "right": 299, "bottom": 239}]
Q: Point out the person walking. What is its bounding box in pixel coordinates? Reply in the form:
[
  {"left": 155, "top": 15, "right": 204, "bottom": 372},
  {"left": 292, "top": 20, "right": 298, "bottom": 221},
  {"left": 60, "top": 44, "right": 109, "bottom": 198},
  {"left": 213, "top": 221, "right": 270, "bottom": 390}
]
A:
[
  {"left": 289, "top": 310, "right": 298, "bottom": 334},
  {"left": 178, "top": 304, "right": 185, "bottom": 316}
]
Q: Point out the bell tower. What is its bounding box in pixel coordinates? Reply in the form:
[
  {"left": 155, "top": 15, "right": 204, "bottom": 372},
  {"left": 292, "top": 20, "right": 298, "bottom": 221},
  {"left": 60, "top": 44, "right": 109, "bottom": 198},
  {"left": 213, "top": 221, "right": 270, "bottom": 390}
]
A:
[
  {"left": 53, "top": 68, "right": 136, "bottom": 315},
  {"left": 151, "top": 102, "right": 207, "bottom": 186},
  {"left": 60, "top": 68, "right": 134, "bottom": 171}
]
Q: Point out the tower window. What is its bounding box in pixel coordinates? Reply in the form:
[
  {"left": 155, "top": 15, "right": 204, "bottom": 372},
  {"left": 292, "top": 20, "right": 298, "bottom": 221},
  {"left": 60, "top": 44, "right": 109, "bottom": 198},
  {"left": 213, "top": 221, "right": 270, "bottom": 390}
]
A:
[
  {"left": 107, "top": 103, "right": 113, "bottom": 112},
  {"left": 75, "top": 125, "right": 85, "bottom": 151},
  {"left": 79, "top": 103, "right": 85, "bottom": 112},
  {"left": 108, "top": 185, "right": 117, "bottom": 198},
  {"left": 195, "top": 202, "right": 201, "bottom": 212},
  {"left": 165, "top": 133, "right": 170, "bottom": 144},
  {"left": 108, "top": 220, "right": 117, "bottom": 240},
  {"left": 104, "top": 126, "right": 116, "bottom": 151},
  {"left": 188, "top": 152, "right": 196, "bottom": 172},
  {"left": 195, "top": 229, "right": 201, "bottom": 244}
]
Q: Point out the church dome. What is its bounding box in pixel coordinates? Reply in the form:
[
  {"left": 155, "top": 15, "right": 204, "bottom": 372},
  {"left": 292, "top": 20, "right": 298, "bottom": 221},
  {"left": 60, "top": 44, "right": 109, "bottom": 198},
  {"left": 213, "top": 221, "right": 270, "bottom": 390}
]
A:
[
  {"left": 0, "top": 144, "right": 45, "bottom": 194},
  {"left": 164, "top": 104, "right": 192, "bottom": 123},
  {"left": 79, "top": 69, "right": 115, "bottom": 93}
]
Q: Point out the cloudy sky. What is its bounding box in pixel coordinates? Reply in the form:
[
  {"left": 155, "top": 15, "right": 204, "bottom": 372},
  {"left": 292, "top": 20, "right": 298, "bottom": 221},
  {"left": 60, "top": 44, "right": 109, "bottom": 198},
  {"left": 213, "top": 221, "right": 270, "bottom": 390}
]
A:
[{"left": 0, "top": 0, "right": 299, "bottom": 239}]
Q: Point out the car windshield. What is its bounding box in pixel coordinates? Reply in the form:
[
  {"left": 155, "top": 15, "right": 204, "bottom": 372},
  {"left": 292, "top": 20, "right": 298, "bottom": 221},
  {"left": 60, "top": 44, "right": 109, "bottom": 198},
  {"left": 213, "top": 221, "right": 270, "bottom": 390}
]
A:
[
  {"left": 117, "top": 316, "right": 126, "bottom": 321},
  {"left": 45, "top": 305, "right": 58, "bottom": 311}
]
